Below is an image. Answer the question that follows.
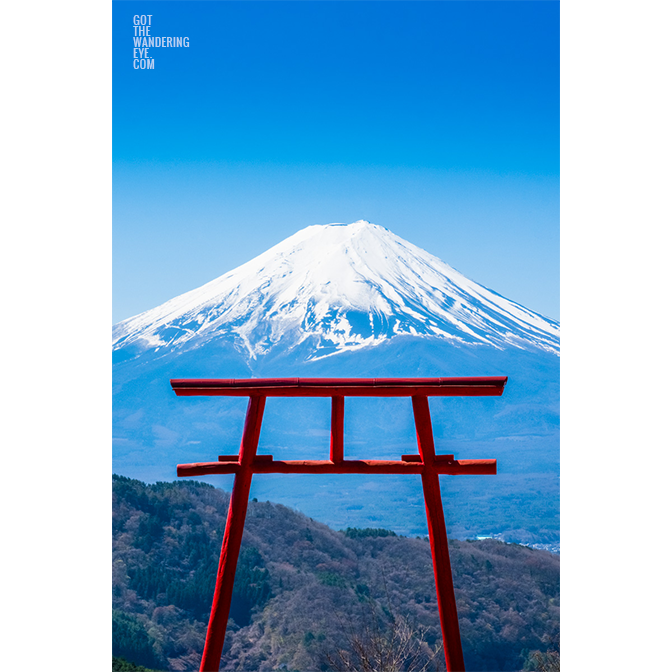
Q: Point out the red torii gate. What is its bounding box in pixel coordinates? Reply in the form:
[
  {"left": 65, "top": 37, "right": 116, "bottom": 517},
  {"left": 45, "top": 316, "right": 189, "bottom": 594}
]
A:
[{"left": 172, "top": 376, "right": 507, "bottom": 672}]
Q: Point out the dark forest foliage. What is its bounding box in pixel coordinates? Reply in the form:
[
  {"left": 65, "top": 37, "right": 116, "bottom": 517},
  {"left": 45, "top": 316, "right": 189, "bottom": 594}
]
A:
[
  {"left": 343, "top": 528, "right": 398, "bottom": 540},
  {"left": 113, "top": 656, "right": 162, "bottom": 672},
  {"left": 113, "top": 610, "right": 165, "bottom": 669},
  {"left": 113, "top": 475, "right": 558, "bottom": 671}
]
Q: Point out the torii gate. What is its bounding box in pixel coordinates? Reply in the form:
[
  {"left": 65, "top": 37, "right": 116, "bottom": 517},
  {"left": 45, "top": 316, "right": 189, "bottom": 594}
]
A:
[{"left": 172, "top": 376, "right": 507, "bottom": 672}]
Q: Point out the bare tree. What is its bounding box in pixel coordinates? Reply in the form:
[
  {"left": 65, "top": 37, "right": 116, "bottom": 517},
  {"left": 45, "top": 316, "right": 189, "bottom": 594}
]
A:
[
  {"left": 525, "top": 649, "right": 560, "bottom": 672},
  {"left": 324, "top": 575, "right": 443, "bottom": 672},
  {"left": 524, "top": 633, "right": 560, "bottom": 672}
]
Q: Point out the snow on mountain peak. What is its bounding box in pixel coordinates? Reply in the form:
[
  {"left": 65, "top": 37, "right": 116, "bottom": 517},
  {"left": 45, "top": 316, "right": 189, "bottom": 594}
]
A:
[{"left": 113, "top": 221, "right": 559, "bottom": 361}]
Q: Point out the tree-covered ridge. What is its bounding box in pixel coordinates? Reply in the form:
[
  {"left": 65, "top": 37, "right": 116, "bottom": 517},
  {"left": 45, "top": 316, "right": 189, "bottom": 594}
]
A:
[{"left": 113, "top": 475, "right": 558, "bottom": 671}]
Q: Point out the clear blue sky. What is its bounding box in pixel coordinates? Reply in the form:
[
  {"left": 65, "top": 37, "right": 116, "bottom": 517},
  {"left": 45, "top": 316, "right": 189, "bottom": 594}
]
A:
[{"left": 113, "top": 1, "right": 559, "bottom": 323}]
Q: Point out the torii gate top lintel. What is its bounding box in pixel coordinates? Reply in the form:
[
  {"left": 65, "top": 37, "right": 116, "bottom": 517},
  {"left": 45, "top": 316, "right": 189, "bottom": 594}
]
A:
[
  {"left": 171, "top": 375, "right": 508, "bottom": 397},
  {"left": 172, "top": 376, "right": 507, "bottom": 672}
]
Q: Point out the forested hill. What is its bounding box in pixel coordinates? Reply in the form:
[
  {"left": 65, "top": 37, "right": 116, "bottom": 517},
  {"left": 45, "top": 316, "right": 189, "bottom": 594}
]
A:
[{"left": 113, "top": 475, "right": 559, "bottom": 672}]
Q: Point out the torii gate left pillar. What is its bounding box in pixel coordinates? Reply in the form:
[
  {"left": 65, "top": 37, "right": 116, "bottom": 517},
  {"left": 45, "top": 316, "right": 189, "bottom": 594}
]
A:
[{"left": 172, "top": 376, "right": 507, "bottom": 672}]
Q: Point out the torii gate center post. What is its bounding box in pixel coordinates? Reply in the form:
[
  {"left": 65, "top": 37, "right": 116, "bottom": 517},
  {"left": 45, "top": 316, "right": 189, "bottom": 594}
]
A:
[{"left": 172, "top": 376, "right": 508, "bottom": 672}]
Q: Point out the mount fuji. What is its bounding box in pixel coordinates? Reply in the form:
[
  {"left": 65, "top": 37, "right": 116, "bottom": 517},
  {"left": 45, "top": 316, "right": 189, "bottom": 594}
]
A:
[
  {"left": 114, "top": 220, "right": 558, "bottom": 363},
  {"left": 113, "top": 221, "right": 559, "bottom": 546}
]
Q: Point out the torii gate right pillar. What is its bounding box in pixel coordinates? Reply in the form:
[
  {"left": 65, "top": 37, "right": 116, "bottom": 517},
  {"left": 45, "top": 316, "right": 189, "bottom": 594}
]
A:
[{"left": 413, "top": 395, "right": 465, "bottom": 671}]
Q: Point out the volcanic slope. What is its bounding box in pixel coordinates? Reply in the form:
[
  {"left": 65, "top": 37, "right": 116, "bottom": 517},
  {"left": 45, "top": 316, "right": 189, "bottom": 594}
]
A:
[
  {"left": 114, "top": 220, "right": 558, "bottom": 363},
  {"left": 113, "top": 221, "right": 559, "bottom": 544}
]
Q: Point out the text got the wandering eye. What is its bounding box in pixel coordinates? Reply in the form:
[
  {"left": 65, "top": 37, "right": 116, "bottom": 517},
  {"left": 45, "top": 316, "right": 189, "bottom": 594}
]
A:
[{"left": 132, "top": 15, "right": 190, "bottom": 70}]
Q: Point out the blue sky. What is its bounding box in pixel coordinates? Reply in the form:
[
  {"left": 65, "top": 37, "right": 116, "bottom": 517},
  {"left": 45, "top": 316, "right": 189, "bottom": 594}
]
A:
[{"left": 113, "top": 1, "right": 559, "bottom": 323}]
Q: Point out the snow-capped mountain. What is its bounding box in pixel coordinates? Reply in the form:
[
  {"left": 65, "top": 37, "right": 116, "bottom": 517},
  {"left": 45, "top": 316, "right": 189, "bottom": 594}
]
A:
[
  {"left": 112, "top": 220, "right": 559, "bottom": 543},
  {"left": 113, "top": 220, "right": 558, "bottom": 362}
]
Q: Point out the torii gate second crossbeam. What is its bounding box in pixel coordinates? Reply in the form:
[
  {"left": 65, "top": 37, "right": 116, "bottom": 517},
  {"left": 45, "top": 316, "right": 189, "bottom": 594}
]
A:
[{"left": 172, "top": 376, "right": 508, "bottom": 672}]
